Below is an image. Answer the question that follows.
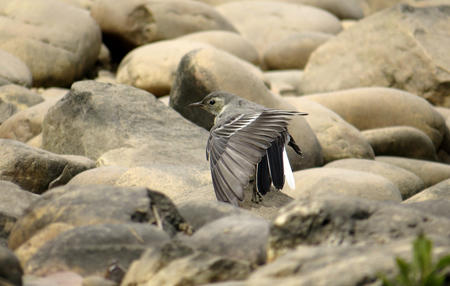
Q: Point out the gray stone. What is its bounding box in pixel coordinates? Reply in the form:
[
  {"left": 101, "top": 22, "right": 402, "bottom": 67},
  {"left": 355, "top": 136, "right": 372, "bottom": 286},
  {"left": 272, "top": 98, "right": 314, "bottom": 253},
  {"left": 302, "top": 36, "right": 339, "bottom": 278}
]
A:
[
  {"left": 268, "top": 192, "right": 450, "bottom": 260},
  {"left": 0, "top": 96, "right": 62, "bottom": 143},
  {"left": 249, "top": 236, "right": 450, "bottom": 286},
  {"left": 376, "top": 156, "right": 450, "bottom": 187},
  {"left": 263, "top": 32, "right": 332, "bottom": 70},
  {"left": 263, "top": 70, "right": 303, "bottom": 96},
  {"left": 0, "top": 246, "right": 22, "bottom": 286},
  {"left": 282, "top": 167, "right": 402, "bottom": 202},
  {"left": 24, "top": 223, "right": 170, "bottom": 277},
  {"left": 404, "top": 178, "right": 450, "bottom": 203},
  {"left": 90, "top": 0, "right": 236, "bottom": 56},
  {"left": 403, "top": 200, "right": 450, "bottom": 219},
  {"left": 284, "top": 97, "right": 374, "bottom": 163},
  {"left": 362, "top": 126, "right": 438, "bottom": 161},
  {"left": 0, "top": 49, "right": 32, "bottom": 87},
  {"left": 216, "top": 1, "right": 342, "bottom": 54},
  {"left": 177, "top": 200, "right": 258, "bottom": 231},
  {"left": 170, "top": 48, "right": 323, "bottom": 170},
  {"left": 0, "top": 85, "right": 44, "bottom": 123},
  {"left": 304, "top": 87, "right": 447, "bottom": 149},
  {"left": 121, "top": 240, "right": 251, "bottom": 286},
  {"left": 300, "top": 4, "right": 450, "bottom": 107},
  {"left": 23, "top": 272, "right": 83, "bottom": 286},
  {"left": 8, "top": 185, "right": 189, "bottom": 251},
  {"left": 0, "top": 139, "right": 95, "bottom": 194},
  {"left": 325, "top": 158, "right": 425, "bottom": 199},
  {"left": 42, "top": 80, "right": 209, "bottom": 163},
  {"left": 184, "top": 215, "right": 269, "bottom": 265},
  {"left": 177, "top": 30, "right": 260, "bottom": 66},
  {"left": 0, "top": 181, "right": 38, "bottom": 243},
  {"left": 0, "top": 0, "right": 101, "bottom": 87},
  {"left": 360, "top": 0, "right": 450, "bottom": 16},
  {"left": 67, "top": 166, "right": 128, "bottom": 186}
]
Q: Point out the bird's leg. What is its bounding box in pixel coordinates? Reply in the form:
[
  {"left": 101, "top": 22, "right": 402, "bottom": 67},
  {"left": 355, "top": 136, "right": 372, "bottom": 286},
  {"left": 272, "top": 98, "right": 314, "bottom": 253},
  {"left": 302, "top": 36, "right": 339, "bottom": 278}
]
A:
[{"left": 251, "top": 181, "right": 263, "bottom": 203}]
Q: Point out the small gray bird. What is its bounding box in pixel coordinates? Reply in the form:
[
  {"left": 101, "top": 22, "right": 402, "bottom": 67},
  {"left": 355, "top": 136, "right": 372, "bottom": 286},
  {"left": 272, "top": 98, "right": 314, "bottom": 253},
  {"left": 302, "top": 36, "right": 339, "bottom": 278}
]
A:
[{"left": 189, "top": 91, "right": 307, "bottom": 206}]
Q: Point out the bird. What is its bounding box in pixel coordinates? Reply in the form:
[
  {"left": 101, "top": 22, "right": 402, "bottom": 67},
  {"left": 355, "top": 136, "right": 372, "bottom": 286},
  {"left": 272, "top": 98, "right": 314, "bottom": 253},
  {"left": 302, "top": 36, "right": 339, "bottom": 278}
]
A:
[{"left": 189, "top": 91, "right": 307, "bottom": 206}]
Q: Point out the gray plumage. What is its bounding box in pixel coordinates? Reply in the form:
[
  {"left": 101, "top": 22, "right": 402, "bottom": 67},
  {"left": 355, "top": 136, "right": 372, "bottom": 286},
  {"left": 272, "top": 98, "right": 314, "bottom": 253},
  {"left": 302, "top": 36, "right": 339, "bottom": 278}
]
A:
[{"left": 189, "top": 91, "right": 306, "bottom": 205}]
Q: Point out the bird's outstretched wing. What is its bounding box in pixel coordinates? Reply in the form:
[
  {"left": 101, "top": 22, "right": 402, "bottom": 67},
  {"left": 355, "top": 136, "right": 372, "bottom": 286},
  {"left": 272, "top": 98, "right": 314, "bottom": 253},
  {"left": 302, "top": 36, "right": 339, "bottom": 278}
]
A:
[{"left": 206, "top": 109, "right": 303, "bottom": 205}]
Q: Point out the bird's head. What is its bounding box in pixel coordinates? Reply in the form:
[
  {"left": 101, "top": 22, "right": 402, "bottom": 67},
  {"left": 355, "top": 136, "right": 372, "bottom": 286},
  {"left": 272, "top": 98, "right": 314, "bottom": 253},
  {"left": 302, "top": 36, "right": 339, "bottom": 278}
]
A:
[{"left": 188, "top": 91, "right": 236, "bottom": 116}]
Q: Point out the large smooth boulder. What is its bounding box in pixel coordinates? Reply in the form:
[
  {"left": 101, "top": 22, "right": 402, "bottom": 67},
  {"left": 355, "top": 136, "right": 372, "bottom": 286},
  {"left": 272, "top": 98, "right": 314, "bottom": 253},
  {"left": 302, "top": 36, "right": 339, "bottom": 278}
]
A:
[
  {"left": 325, "top": 158, "right": 425, "bottom": 199},
  {"left": 282, "top": 167, "right": 402, "bottom": 202},
  {"left": 42, "top": 80, "right": 209, "bottom": 162},
  {"left": 0, "top": 49, "right": 32, "bottom": 87},
  {"left": 8, "top": 185, "right": 188, "bottom": 251},
  {"left": 170, "top": 48, "right": 324, "bottom": 170},
  {"left": 0, "top": 139, "right": 95, "bottom": 194},
  {"left": 362, "top": 126, "right": 438, "bottom": 160},
  {"left": 216, "top": 1, "right": 342, "bottom": 53},
  {"left": 301, "top": 4, "right": 450, "bottom": 106},
  {"left": 90, "top": 0, "right": 236, "bottom": 57},
  {"left": 24, "top": 223, "right": 170, "bottom": 277},
  {"left": 284, "top": 97, "right": 374, "bottom": 163},
  {"left": 304, "top": 87, "right": 447, "bottom": 149},
  {"left": 0, "top": 0, "right": 101, "bottom": 87},
  {"left": 404, "top": 178, "right": 450, "bottom": 203}
]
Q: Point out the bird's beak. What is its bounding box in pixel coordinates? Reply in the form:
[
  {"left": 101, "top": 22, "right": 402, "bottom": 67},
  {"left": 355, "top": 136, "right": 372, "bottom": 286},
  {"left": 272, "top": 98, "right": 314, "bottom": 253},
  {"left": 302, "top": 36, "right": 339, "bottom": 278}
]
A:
[{"left": 188, "top": 101, "right": 203, "bottom": 108}]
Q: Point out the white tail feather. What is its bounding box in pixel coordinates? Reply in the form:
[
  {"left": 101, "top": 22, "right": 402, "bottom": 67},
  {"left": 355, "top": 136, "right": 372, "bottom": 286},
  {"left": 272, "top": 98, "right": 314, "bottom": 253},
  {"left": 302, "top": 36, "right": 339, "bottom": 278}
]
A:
[{"left": 283, "top": 148, "right": 295, "bottom": 190}]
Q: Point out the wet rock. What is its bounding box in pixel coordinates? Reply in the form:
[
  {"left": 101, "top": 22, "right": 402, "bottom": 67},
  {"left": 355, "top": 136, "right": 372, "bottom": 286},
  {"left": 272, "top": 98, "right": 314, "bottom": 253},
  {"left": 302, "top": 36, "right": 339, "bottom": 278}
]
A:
[
  {"left": 0, "top": 49, "right": 32, "bottom": 87},
  {"left": 376, "top": 156, "right": 450, "bottom": 187},
  {"left": 24, "top": 224, "right": 170, "bottom": 277},
  {"left": 362, "top": 126, "right": 438, "bottom": 161},
  {"left": 284, "top": 97, "right": 374, "bottom": 163},
  {"left": 304, "top": 87, "right": 446, "bottom": 149},
  {"left": 121, "top": 240, "right": 251, "bottom": 286},
  {"left": 325, "top": 158, "right": 425, "bottom": 199},
  {"left": 0, "top": 139, "right": 95, "bottom": 193},
  {"left": 283, "top": 167, "right": 402, "bottom": 202},
  {"left": 403, "top": 178, "right": 450, "bottom": 203},
  {"left": 268, "top": 192, "right": 450, "bottom": 260},
  {"left": 8, "top": 185, "right": 189, "bottom": 251},
  {"left": 301, "top": 5, "right": 450, "bottom": 106},
  {"left": 0, "top": 0, "right": 101, "bottom": 87},
  {"left": 216, "top": 1, "right": 342, "bottom": 54},
  {"left": 170, "top": 48, "right": 323, "bottom": 170},
  {"left": 263, "top": 32, "right": 332, "bottom": 70}
]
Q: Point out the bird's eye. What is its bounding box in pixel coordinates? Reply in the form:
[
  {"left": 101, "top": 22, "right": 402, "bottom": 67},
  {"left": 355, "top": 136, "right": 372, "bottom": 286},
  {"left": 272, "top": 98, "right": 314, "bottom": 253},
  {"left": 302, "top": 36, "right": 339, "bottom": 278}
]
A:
[{"left": 209, "top": 99, "right": 215, "bottom": 105}]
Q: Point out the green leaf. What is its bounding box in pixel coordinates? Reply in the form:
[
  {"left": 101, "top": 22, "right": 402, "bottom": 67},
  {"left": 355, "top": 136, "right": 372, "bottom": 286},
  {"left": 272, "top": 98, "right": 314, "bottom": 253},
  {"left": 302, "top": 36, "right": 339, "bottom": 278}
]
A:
[
  {"left": 396, "top": 257, "right": 412, "bottom": 285},
  {"left": 435, "top": 255, "right": 450, "bottom": 272},
  {"left": 413, "top": 234, "right": 433, "bottom": 279}
]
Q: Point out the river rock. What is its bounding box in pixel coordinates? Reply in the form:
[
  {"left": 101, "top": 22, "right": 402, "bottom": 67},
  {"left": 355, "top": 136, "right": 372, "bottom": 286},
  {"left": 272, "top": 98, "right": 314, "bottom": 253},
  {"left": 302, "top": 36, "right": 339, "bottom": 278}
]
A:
[
  {"left": 283, "top": 167, "right": 402, "bottom": 202},
  {"left": 0, "top": 139, "right": 95, "bottom": 194},
  {"left": 325, "top": 158, "right": 425, "bottom": 199},
  {"left": 0, "top": 96, "right": 62, "bottom": 143},
  {"left": 170, "top": 48, "right": 324, "bottom": 170},
  {"left": 362, "top": 126, "right": 438, "bottom": 160},
  {"left": 0, "top": 181, "right": 38, "bottom": 245},
  {"left": 376, "top": 156, "right": 450, "bottom": 187},
  {"left": 263, "top": 70, "right": 303, "bottom": 96},
  {"left": 0, "top": 246, "right": 23, "bottom": 286},
  {"left": 24, "top": 223, "right": 170, "bottom": 277},
  {"left": 8, "top": 185, "right": 189, "bottom": 251},
  {"left": 268, "top": 192, "right": 450, "bottom": 260},
  {"left": 0, "top": 49, "right": 32, "bottom": 87},
  {"left": 0, "top": 85, "right": 44, "bottom": 124},
  {"left": 90, "top": 0, "right": 236, "bottom": 58},
  {"left": 250, "top": 236, "right": 450, "bottom": 286},
  {"left": 263, "top": 32, "right": 332, "bottom": 70},
  {"left": 304, "top": 87, "right": 446, "bottom": 149},
  {"left": 121, "top": 240, "right": 251, "bottom": 286},
  {"left": 284, "top": 97, "right": 374, "bottom": 163},
  {"left": 183, "top": 215, "right": 269, "bottom": 265},
  {"left": 0, "top": 0, "right": 101, "bottom": 87},
  {"left": 403, "top": 178, "right": 450, "bottom": 203},
  {"left": 301, "top": 4, "right": 450, "bottom": 107}
]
